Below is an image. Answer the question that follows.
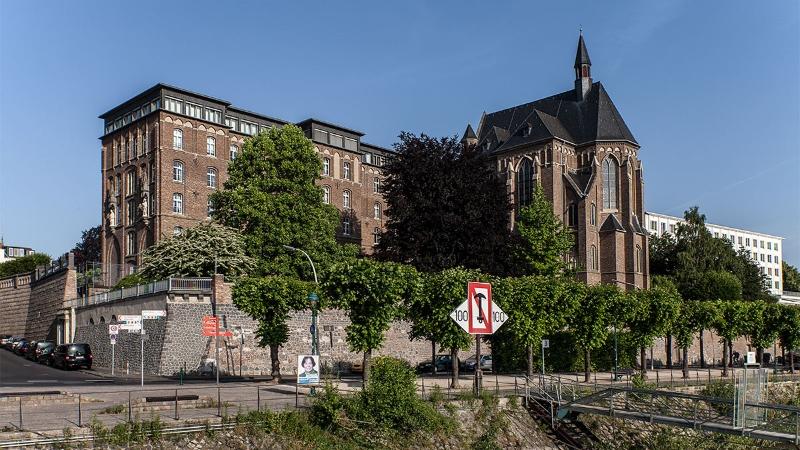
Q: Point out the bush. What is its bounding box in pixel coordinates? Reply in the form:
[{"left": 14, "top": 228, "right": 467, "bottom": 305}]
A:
[
  {"left": 701, "top": 381, "right": 735, "bottom": 417},
  {"left": 112, "top": 273, "right": 146, "bottom": 290},
  {"left": 310, "top": 383, "right": 347, "bottom": 428}
]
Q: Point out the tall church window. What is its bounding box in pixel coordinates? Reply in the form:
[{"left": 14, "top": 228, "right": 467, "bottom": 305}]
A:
[
  {"left": 590, "top": 245, "right": 598, "bottom": 271},
  {"left": 602, "top": 157, "right": 617, "bottom": 210},
  {"left": 636, "top": 245, "right": 643, "bottom": 273},
  {"left": 590, "top": 203, "right": 597, "bottom": 226},
  {"left": 516, "top": 159, "right": 535, "bottom": 209}
]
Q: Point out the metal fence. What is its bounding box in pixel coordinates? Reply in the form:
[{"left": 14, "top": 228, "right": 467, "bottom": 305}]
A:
[{"left": 68, "top": 278, "right": 212, "bottom": 308}]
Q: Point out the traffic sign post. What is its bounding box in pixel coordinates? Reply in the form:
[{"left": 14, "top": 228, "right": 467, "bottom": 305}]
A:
[{"left": 450, "top": 282, "right": 506, "bottom": 395}]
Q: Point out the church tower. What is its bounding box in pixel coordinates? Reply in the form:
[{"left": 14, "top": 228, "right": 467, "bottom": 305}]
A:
[{"left": 574, "top": 32, "right": 592, "bottom": 101}]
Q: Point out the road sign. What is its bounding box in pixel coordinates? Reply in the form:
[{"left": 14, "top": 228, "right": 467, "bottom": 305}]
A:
[
  {"left": 142, "top": 310, "right": 166, "bottom": 320},
  {"left": 450, "top": 282, "right": 507, "bottom": 335},
  {"left": 119, "top": 315, "right": 142, "bottom": 331},
  {"left": 542, "top": 339, "right": 550, "bottom": 349},
  {"left": 108, "top": 324, "right": 120, "bottom": 336},
  {"left": 202, "top": 315, "right": 232, "bottom": 337}
]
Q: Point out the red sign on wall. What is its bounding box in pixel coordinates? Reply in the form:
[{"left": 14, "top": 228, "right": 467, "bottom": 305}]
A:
[{"left": 202, "top": 315, "right": 232, "bottom": 337}]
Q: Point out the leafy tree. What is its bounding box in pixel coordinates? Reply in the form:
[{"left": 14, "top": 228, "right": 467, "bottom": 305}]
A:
[
  {"left": 72, "top": 225, "right": 101, "bottom": 268},
  {"left": 626, "top": 284, "right": 681, "bottom": 378},
  {"left": 233, "top": 276, "right": 313, "bottom": 379},
  {"left": 139, "top": 223, "right": 255, "bottom": 280},
  {"left": 712, "top": 301, "right": 750, "bottom": 377},
  {"left": 778, "top": 306, "right": 800, "bottom": 374},
  {"left": 783, "top": 261, "right": 800, "bottom": 292},
  {"left": 569, "top": 284, "right": 614, "bottom": 382},
  {"left": 0, "top": 253, "right": 51, "bottom": 278},
  {"left": 376, "top": 132, "right": 512, "bottom": 274},
  {"left": 210, "top": 126, "right": 349, "bottom": 377},
  {"left": 498, "top": 276, "right": 581, "bottom": 377},
  {"left": 324, "top": 258, "right": 421, "bottom": 383},
  {"left": 210, "top": 125, "right": 346, "bottom": 279},
  {"left": 111, "top": 273, "right": 146, "bottom": 290},
  {"left": 409, "top": 268, "right": 483, "bottom": 387},
  {"left": 673, "top": 301, "right": 719, "bottom": 378},
  {"left": 648, "top": 232, "right": 678, "bottom": 276},
  {"left": 513, "top": 183, "right": 575, "bottom": 277},
  {"left": 696, "top": 271, "right": 742, "bottom": 301},
  {"left": 744, "top": 301, "right": 782, "bottom": 364}
]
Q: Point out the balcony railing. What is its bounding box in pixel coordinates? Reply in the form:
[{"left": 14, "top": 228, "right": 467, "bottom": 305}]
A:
[{"left": 68, "top": 277, "right": 212, "bottom": 309}]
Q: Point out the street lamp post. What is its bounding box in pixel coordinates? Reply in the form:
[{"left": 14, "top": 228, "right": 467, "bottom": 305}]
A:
[{"left": 282, "top": 245, "right": 319, "bottom": 357}]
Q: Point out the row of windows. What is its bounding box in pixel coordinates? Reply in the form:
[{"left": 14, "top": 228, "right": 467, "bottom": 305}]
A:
[
  {"left": 3, "top": 247, "right": 33, "bottom": 258},
  {"left": 515, "top": 157, "right": 618, "bottom": 211},
  {"left": 753, "top": 252, "right": 780, "bottom": 266},
  {"left": 313, "top": 129, "right": 358, "bottom": 151},
  {"left": 587, "top": 244, "right": 643, "bottom": 273},
  {"left": 112, "top": 129, "right": 154, "bottom": 167},
  {"left": 649, "top": 220, "right": 781, "bottom": 254},
  {"left": 165, "top": 97, "right": 224, "bottom": 125},
  {"left": 171, "top": 161, "right": 220, "bottom": 188},
  {"left": 171, "top": 129, "right": 240, "bottom": 160},
  {"left": 105, "top": 98, "right": 161, "bottom": 135}
]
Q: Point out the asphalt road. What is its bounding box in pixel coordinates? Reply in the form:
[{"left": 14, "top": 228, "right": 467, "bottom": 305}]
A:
[{"left": 0, "top": 348, "right": 109, "bottom": 388}]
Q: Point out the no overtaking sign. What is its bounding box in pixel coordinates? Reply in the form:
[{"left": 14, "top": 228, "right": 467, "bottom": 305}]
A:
[{"left": 450, "top": 282, "right": 507, "bottom": 335}]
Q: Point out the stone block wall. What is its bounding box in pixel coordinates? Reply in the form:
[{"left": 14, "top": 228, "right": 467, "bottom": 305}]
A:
[
  {"left": 26, "top": 267, "right": 77, "bottom": 341},
  {"left": 73, "top": 316, "right": 166, "bottom": 374},
  {"left": 0, "top": 274, "right": 32, "bottom": 336}
]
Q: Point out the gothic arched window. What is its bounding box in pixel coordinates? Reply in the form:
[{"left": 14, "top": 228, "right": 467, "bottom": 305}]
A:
[
  {"left": 516, "top": 159, "right": 535, "bottom": 209},
  {"left": 602, "top": 157, "right": 617, "bottom": 210}
]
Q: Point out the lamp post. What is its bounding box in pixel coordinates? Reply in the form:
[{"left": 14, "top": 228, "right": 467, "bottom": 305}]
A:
[{"left": 282, "top": 245, "right": 319, "bottom": 358}]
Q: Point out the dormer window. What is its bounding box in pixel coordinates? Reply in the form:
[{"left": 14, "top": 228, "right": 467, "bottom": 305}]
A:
[
  {"left": 522, "top": 123, "right": 532, "bottom": 137},
  {"left": 484, "top": 141, "right": 491, "bottom": 151}
]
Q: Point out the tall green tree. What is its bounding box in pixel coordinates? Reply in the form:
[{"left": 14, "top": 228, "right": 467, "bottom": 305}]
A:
[
  {"left": 649, "top": 232, "right": 678, "bottom": 276},
  {"left": 778, "top": 306, "right": 800, "bottom": 374},
  {"left": 744, "top": 301, "right": 782, "bottom": 364},
  {"left": 233, "top": 276, "right": 313, "bottom": 379},
  {"left": 570, "top": 284, "right": 615, "bottom": 382},
  {"left": 498, "top": 276, "right": 581, "bottom": 377},
  {"left": 626, "top": 285, "right": 681, "bottom": 378},
  {"left": 513, "top": 183, "right": 574, "bottom": 277},
  {"left": 323, "top": 258, "right": 421, "bottom": 383},
  {"left": 210, "top": 125, "right": 346, "bottom": 279},
  {"left": 712, "top": 300, "right": 750, "bottom": 377},
  {"left": 209, "top": 126, "right": 348, "bottom": 377},
  {"left": 375, "top": 132, "right": 512, "bottom": 274},
  {"left": 673, "top": 301, "right": 719, "bottom": 378},
  {"left": 139, "top": 223, "right": 255, "bottom": 280},
  {"left": 410, "top": 268, "right": 484, "bottom": 387},
  {"left": 783, "top": 261, "right": 800, "bottom": 292}
]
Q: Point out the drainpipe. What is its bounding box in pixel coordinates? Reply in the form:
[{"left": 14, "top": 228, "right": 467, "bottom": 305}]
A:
[{"left": 70, "top": 307, "right": 77, "bottom": 342}]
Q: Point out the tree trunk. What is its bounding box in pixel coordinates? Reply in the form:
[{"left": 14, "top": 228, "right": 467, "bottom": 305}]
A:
[
  {"left": 699, "top": 329, "right": 706, "bottom": 368},
  {"left": 640, "top": 347, "right": 647, "bottom": 379},
  {"left": 450, "top": 347, "right": 460, "bottom": 389},
  {"left": 269, "top": 343, "right": 281, "bottom": 382},
  {"left": 526, "top": 344, "right": 534, "bottom": 378},
  {"left": 363, "top": 349, "right": 372, "bottom": 385},
  {"left": 722, "top": 340, "right": 729, "bottom": 377},
  {"left": 682, "top": 346, "right": 689, "bottom": 379},
  {"left": 791, "top": 351, "right": 795, "bottom": 375},
  {"left": 729, "top": 341, "right": 734, "bottom": 367},
  {"left": 666, "top": 335, "right": 673, "bottom": 368},
  {"left": 584, "top": 349, "right": 591, "bottom": 383},
  {"left": 431, "top": 340, "right": 437, "bottom": 376}
]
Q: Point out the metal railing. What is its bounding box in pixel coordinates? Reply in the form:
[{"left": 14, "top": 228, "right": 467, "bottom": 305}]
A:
[{"left": 68, "top": 278, "right": 212, "bottom": 308}]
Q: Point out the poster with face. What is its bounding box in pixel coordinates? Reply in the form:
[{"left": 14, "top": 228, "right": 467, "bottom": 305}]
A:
[{"left": 297, "top": 355, "right": 320, "bottom": 384}]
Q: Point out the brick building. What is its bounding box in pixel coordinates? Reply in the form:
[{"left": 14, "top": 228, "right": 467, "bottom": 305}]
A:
[
  {"left": 98, "top": 85, "right": 392, "bottom": 285},
  {"left": 464, "top": 34, "right": 648, "bottom": 290}
]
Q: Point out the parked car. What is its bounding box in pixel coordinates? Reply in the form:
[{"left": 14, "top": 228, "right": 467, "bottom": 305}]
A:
[
  {"left": 417, "top": 354, "right": 459, "bottom": 373},
  {"left": 5, "top": 337, "right": 23, "bottom": 351},
  {"left": 15, "top": 340, "right": 31, "bottom": 356},
  {"left": 51, "top": 344, "right": 93, "bottom": 370},
  {"left": 24, "top": 341, "right": 39, "bottom": 360},
  {"left": 461, "top": 355, "right": 493, "bottom": 372},
  {"left": 27, "top": 341, "right": 54, "bottom": 363},
  {"left": 0, "top": 335, "right": 12, "bottom": 347}
]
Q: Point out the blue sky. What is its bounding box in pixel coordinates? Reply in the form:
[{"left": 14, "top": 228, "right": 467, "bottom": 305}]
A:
[{"left": 1, "top": 1, "right": 798, "bottom": 265}]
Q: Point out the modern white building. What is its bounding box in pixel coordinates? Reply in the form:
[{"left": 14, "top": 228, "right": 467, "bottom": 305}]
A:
[
  {"left": 644, "top": 212, "right": 784, "bottom": 296},
  {"left": 0, "top": 240, "right": 35, "bottom": 264}
]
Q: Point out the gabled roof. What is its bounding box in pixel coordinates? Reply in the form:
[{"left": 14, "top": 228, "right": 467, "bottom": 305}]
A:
[
  {"left": 600, "top": 214, "right": 626, "bottom": 233},
  {"left": 461, "top": 124, "right": 477, "bottom": 142},
  {"left": 477, "top": 82, "right": 637, "bottom": 153}
]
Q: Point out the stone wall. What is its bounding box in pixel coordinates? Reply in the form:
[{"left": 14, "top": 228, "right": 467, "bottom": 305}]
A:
[
  {"left": 647, "top": 333, "right": 757, "bottom": 368},
  {"left": 73, "top": 316, "right": 166, "bottom": 374},
  {"left": 0, "top": 274, "right": 32, "bottom": 336}
]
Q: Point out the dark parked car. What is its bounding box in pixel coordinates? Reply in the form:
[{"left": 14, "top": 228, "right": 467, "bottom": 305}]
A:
[
  {"left": 27, "top": 341, "right": 54, "bottom": 363},
  {"left": 417, "top": 354, "right": 459, "bottom": 373},
  {"left": 51, "top": 344, "right": 93, "bottom": 370},
  {"left": 13, "top": 339, "right": 30, "bottom": 356},
  {"left": 0, "top": 335, "right": 12, "bottom": 347},
  {"left": 5, "top": 337, "right": 23, "bottom": 351},
  {"left": 24, "top": 340, "right": 38, "bottom": 359},
  {"left": 462, "top": 355, "right": 493, "bottom": 372}
]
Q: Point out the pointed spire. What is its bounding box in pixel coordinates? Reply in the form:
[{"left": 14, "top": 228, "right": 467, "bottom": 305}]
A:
[
  {"left": 460, "top": 124, "right": 477, "bottom": 146},
  {"left": 574, "top": 31, "right": 591, "bottom": 68}
]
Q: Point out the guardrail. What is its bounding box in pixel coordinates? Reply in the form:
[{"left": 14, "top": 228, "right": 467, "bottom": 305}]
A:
[{"left": 68, "top": 278, "right": 212, "bottom": 309}]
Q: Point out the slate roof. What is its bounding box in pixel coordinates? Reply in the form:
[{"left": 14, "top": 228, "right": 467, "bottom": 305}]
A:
[
  {"left": 575, "top": 34, "right": 591, "bottom": 68},
  {"left": 476, "top": 82, "right": 637, "bottom": 153},
  {"left": 460, "top": 124, "right": 477, "bottom": 142},
  {"left": 600, "top": 214, "right": 626, "bottom": 233}
]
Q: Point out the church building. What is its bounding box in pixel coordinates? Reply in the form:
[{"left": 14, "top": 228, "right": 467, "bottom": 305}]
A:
[{"left": 462, "top": 34, "right": 648, "bottom": 290}]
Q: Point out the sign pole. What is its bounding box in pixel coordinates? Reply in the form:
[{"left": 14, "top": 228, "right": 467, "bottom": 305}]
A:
[
  {"left": 475, "top": 334, "right": 482, "bottom": 395},
  {"left": 215, "top": 314, "right": 220, "bottom": 386},
  {"left": 140, "top": 325, "right": 144, "bottom": 388},
  {"left": 541, "top": 340, "right": 545, "bottom": 375},
  {"left": 111, "top": 342, "right": 115, "bottom": 376}
]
